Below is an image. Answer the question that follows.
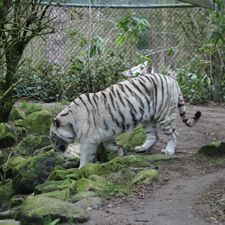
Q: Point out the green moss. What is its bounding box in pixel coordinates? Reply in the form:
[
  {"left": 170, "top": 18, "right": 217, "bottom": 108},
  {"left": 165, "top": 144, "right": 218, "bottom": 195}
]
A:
[
  {"left": 116, "top": 126, "right": 146, "bottom": 150},
  {"left": 34, "top": 179, "right": 76, "bottom": 194},
  {"left": 47, "top": 167, "right": 80, "bottom": 181},
  {"left": 69, "top": 191, "right": 96, "bottom": 203},
  {"left": 75, "top": 175, "right": 110, "bottom": 193},
  {"left": 25, "top": 110, "right": 52, "bottom": 135},
  {"left": 40, "top": 189, "right": 71, "bottom": 201},
  {"left": 18, "top": 102, "right": 43, "bottom": 116},
  {"left": 0, "top": 123, "right": 17, "bottom": 148},
  {"left": 8, "top": 151, "right": 64, "bottom": 194},
  {"left": 17, "top": 195, "right": 89, "bottom": 224},
  {"left": 10, "top": 195, "right": 25, "bottom": 207},
  {"left": 14, "top": 119, "right": 26, "bottom": 128},
  {"left": 197, "top": 141, "right": 225, "bottom": 157},
  {"left": 132, "top": 169, "right": 159, "bottom": 185},
  {"left": 14, "top": 135, "right": 51, "bottom": 156},
  {"left": 9, "top": 107, "right": 26, "bottom": 121},
  {"left": 0, "top": 180, "right": 15, "bottom": 208}
]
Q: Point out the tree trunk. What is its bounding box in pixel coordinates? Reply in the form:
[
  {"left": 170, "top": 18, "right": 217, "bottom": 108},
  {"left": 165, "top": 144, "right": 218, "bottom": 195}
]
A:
[
  {"left": 0, "top": 46, "right": 22, "bottom": 122},
  {"left": 212, "top": 53, "right": 222, "bottom": 102}
]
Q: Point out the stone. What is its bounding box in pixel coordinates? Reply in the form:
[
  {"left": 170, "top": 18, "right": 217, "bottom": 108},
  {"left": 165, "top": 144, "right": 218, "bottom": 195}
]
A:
[
  {"left": 8, "top": 151, "right": 64, "bottom": 194},
  {"left": 10, "top": 196, "right": 25, "bottom": 207},
  {"left": 0, "top": 123, "right": 17, "bottom": 148},
  {"left": 69, "top": 191, "right": 96, "bottom": 203},
  {"left": 116, "top": 126, "right": 146, "bottom": 151},
  {"left": 34, "top": 179, "right": 76, "bottom": 194},
  {"left": 197, "top": 141, "right": 225, "bottom": 157},
  {"left": 0, "top": 208, "right": 18, "bottom": 220},
  {"left": 47, "top": 167, "right": 80, "bottom": 181},
  {"left": 75, "top": 175, "right": 110, "bottom": 193},
  {"left": 9, "top": 108, "right": 26, "bottom": 121},
  {"left": 74, "top": 197, "right": 103, "bottom": 210},
  {"left": 40, "top": 189, "right": 71, "bottom": 201},
  {"left": 14, "top": 135, "right": 51, "bottom": 156},
  {"left": 25, "top": 110, "right": 52, "bottom": 135},
  {"left": 132, "top": 169, "right": 159, "bottom": 185},
  {"left": 0, "top": 180, "right": 15, "bottom": 208},
  {"left": 0, "top": 219, "right": 20, "bottom": 225},
  {"left": 17, "top": 102, "right": 43, "bottom": 116},
  {"left": 17, "top": 195, "right": 89, "bottom": 224}
]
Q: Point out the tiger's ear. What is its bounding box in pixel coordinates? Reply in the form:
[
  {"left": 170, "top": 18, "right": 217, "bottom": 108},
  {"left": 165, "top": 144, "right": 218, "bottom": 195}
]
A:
[{"left": 53, "top": 118, "right": 60, "bottom": 128}]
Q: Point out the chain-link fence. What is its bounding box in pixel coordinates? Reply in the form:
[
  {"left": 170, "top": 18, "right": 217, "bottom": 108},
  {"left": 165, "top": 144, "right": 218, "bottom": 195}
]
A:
[{"left": 23, "top": 5, "right": 208, "bottom": 73}]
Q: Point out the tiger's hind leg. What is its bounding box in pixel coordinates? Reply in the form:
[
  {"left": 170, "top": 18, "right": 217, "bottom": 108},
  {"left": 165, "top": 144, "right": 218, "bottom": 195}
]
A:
[
  {"left": 103, "top": 140, "right": 127, "bottom": 156},
  {"left": 135, "top": 120, "right": 158, "bottom": 153},
  {"left": 158, "top": 117, "right": 176, "bottom": 155}
]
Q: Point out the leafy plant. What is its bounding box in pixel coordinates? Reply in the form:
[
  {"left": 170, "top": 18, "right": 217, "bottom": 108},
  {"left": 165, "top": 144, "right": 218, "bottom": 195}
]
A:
[
  {"left": 44, "top": 218, "right": 60, "bottom": 225},
  {"left": 115, "top": 12, "right": 150, "bottom": 45}
]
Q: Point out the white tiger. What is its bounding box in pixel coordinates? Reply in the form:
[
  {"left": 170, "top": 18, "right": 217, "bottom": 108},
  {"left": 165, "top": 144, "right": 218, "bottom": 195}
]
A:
[{"left": 50, "top": 73, "right": 201, "bottom": 168}]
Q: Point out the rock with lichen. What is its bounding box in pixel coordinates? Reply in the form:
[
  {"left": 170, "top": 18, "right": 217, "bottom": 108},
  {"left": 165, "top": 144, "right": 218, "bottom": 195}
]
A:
[
  {"left": 0, "top": 123, "right": 17, "bottom": 148},
  {"left": 17, "top": 195, "right": 89, "bottom": 225},
  {"left": 197, "top": 141, "right": 225, "bottom": 157}
]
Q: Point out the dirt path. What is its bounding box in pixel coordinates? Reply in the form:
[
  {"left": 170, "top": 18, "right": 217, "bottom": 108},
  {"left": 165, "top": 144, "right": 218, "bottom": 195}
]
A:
[
  {"left": 85, "top": 169, "right": 225, "bottom": 225},
  {"left": 79, "top": 104, "right": 225, "bottom": 225}
]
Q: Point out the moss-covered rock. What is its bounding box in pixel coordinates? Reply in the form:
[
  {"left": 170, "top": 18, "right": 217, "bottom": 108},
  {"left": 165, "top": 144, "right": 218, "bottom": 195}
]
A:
[
  {"left": 17, "top": 195, "right": 89, "bottom": 225},
  {"left": 17, "top": 102, "right": 43, "bottom": 116},
  {"left": 116, "top": 126, "right": 146, "bottom": 150},
  {"left": 197, "top": 141, "right": 225, "bottom": 157},
  {"left": 0, "top": 219, "right": 20, "bottom": 225},
  {"left": 74, "top": 196, "right": 103, "bottom": 210},
  {"left": 14, "top": 135, "right": 51, "bottom": 156},
  {"left": 7, "top": 151, "right": 64, "bottom": 194},
  {"left": 25, "top": 110, "right": 52, "bottom": 135},
  {"left": 0, "top": 123, "right": 17, "bottom": 148},
  {"left": 0, "top": 180, "right": 15, "bottom": 208},
  {"left": 40, "top": 189, "right": 71, "bottom": 201},
  {"left": 9, "top": 107, "right": 26, "bottom": 121},
  {"left": 0, "top": 208, "right": 18, "bottom": 220},
  {"left": 47, "top": 167, "right": 80, "bottom": 181},
  {"left": 132, "top": 169, "right": 159, "bottom": 185},
  {"left": 14, "top": 120, "right": 26, "bottom": 128},
  {"left": 10, "top": 196, "right": 26, "bottom": 208},
  {"left": 34, "top": 179, "right": 75, "bottom": 195},
  {"left": 75, "top": 175, "right": 110, "bottom": 193},
  {"left": 69, "top": 191, "right": 96, "bottom": 203}
]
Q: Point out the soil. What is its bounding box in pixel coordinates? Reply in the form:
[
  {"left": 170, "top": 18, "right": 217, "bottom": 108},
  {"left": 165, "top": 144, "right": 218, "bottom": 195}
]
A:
[{"left": 79, "top": 104, "right": 225, "bottom": 225}]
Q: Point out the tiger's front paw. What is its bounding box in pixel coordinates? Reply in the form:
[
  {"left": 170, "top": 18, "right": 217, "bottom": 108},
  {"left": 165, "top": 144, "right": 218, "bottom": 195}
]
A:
[
  {"left": 161, "top": 148, "right": 175, "bottom": 155},
  {"left": 117, "top": 144, "right": 127, "bottom": 156},
  {"left": 135, "top": 146, "right": 147, "bottom": 153}
]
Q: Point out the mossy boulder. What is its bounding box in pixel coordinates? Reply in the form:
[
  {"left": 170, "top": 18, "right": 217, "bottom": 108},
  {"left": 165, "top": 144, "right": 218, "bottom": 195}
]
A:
[
  {"left": 9, "top": 107, "right": 26, "bottom": 121},
  {"left": 69, "top": 191, "right": 96, "bottom": 203},
  {"left": 0, "top": 123, "right": 17, "bottom": 148},
  {"left": 75, "top": 175, "right": 110, "bottom": 193},
  {"left": 116, "top": 126, "right": 146, "bottom": 150},
  {"left": 14, "top": 135, "right": 51, "bottom": 156},
  {"left": 40, "top": 189, "right": 71, "bottom": 201},
  {"left": 132, "top": 169, "right": 159, "bottom": 185},
  {"left": 25, "top": 110, "right": 52, "bottom": 135},
  {"left": 47, "top": 167, "right": 80, "bottom": 181},
  {"left": 197, "top": 141, "right": 225, "bottom": 157},
  {"left": 74, "top": 196, "right": 103, "bottom": 210},
  {"left": 17, "top": 102, "right": 43, "bottom": 116},
  {"left": 0, "top": 180, "right": 15, "bottom": 208},
  {"left": 10, "top": 195, "right": 26, "bottom": 208},
  {"left": 8, "top": 151, "right": 64, "bottom": 194},
  {"left": 34, "top": 179, "right": 75, "bottom": 195},
  {"left": 17, "top": 195, "right": 89, "bottom": 225},
  {"left": 0, "top": 219, "right": 20, "bottom": 225}
]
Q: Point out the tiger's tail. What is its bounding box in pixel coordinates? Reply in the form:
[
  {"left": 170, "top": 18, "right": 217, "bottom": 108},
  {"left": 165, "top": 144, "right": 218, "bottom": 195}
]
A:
[{"left": 178, "top": 95, "right": 201, "bottom": 127}]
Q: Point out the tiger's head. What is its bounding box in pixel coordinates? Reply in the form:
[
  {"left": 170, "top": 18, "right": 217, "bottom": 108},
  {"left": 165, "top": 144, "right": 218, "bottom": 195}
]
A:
[{"left": 49, "top": 107, "right": 77, "bottom": 154}]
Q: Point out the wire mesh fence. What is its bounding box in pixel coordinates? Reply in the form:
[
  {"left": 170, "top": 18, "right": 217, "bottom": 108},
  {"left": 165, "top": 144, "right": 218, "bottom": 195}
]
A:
[{"left": 23, "top": 5, "right": 208, "bottom": 74}]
